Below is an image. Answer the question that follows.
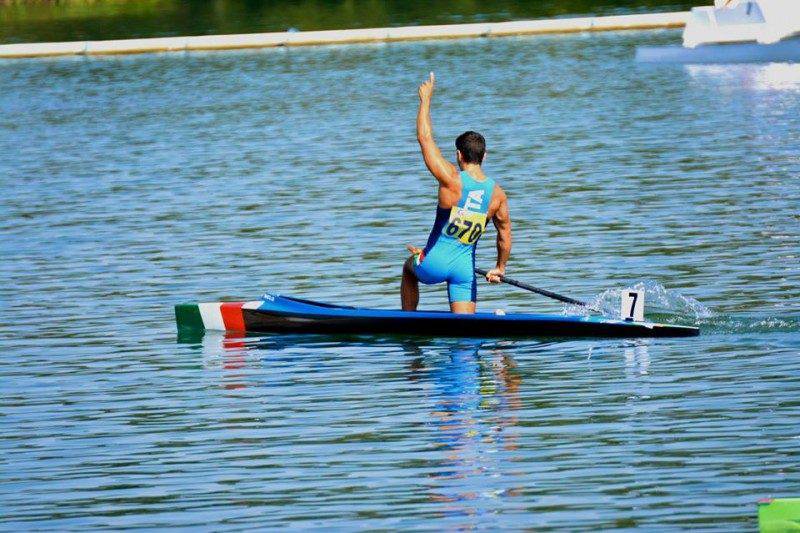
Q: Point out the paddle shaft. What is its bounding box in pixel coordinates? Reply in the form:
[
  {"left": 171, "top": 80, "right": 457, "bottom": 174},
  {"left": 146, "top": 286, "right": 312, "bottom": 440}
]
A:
[{"left": 475, "top": 268, "right": 590, "bottom": 307}]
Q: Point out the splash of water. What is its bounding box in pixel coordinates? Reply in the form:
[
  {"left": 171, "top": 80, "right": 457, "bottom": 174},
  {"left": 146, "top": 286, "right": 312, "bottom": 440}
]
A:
[
  {"left": 696, "top": 314, "right": 800, "bottom": 335},
  {"left": 563, "top": 279, "right": 712, "bottom": 324},
  {"left": 563, "top": 281, "right": 800, "bottom": 334}
]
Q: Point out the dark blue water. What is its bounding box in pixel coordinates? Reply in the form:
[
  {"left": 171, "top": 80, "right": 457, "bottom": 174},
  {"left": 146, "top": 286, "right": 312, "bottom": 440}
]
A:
[{"left": 1, "top": 30, "right": 799, "bottom": 529}]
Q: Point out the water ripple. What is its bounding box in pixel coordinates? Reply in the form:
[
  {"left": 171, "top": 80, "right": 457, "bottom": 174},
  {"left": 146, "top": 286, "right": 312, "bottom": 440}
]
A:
[{"left": 1, "top": 31, "right": 799, "bottom": 529}]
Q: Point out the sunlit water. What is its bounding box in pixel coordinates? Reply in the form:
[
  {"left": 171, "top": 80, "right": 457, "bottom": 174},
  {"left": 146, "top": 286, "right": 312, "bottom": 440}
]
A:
[{"left": 1, "top": 30, "right": 799, "bottom": 529}]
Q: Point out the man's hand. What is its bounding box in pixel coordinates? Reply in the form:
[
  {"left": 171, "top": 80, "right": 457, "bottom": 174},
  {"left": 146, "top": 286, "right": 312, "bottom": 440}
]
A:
[
  {"left": 485, "top": 267, "right": 505, "bottom": 284},
  {"left": 406, "top": 244, "right": 423, "bottom": 256},
  {"left": 418, "top": 72, "right": 435, "bottom": 102},
  {"left": 416, "top": 71, "right": 458, "bottom": 188}
]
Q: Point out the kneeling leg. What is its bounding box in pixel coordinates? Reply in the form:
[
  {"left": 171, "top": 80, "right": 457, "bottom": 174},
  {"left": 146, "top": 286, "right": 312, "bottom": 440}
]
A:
[{"left": 401, "top": 256, "right": 419, "bottom": 311}]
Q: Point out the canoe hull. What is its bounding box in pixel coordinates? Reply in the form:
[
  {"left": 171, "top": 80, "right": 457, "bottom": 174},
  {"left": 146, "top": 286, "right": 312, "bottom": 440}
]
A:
[
  {"left": 240, "top": 309, "right": 698, "bottom": 338},
  {"left": 175, "top": 294, "right": 700, "bottom": 339}
]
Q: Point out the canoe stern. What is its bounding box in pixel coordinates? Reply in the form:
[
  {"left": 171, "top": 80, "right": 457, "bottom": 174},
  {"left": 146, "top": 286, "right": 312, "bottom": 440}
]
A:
[
  {"left": 175, "top": 303, "right": 204, "bottom": 332},
  {"left": 175, "top": 301, "right": 260, "bottom": 332}
]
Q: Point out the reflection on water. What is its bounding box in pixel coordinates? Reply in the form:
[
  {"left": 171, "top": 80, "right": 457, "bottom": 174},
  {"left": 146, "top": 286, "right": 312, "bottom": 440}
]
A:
[
  {"left": 221, "top": 335, "right": 249, "bottom": 390},
  {"left": 3, "top": 28, "right": 799, "bottom": 529},
  {"left": 206, "top": 334, "right": 529, "bottom": 524},
  {"left": 686, "top": 63, "right": 800, "bottom": 92},
  {"left": 409, "top": 340, "right": 523, "bottom": 518},
  {"left": 177, "top": 331, "right": 800, "bottom": 529},
  {"left": 624, "top": 341, "right": 651, "bottom": 377}
]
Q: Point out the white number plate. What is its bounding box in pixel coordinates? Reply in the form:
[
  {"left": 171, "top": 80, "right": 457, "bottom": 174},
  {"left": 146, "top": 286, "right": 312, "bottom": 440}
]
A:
[{"left": 621, "top": 289, "right": 645, "bottom": 321}]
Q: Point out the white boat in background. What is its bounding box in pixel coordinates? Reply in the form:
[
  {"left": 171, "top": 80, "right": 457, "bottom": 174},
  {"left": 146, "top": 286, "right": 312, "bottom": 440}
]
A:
[
  {"left": 637, "top": 0, "right": 800, "bottom": 63},
  {"left": 684, "top": 0, "right": 800, "bottom": 47}
]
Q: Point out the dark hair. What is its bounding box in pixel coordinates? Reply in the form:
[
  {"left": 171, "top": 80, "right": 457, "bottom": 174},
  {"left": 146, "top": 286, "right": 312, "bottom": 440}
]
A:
[{"left": 455, "top": 131, "right": 486, "bottom": 164}]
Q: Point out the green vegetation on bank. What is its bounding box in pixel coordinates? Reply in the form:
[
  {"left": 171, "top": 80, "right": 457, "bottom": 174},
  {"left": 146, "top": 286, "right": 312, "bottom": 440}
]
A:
[{"left": 1, "top": 0, "right": 694, "bottom": 44}]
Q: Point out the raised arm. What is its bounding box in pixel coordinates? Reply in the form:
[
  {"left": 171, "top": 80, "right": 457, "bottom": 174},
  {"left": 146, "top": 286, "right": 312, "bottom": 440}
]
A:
[
  {"left": 486, "top": 187, "right": 511, "bottom": 283},
  {"left": 417, "top": 72, "right": 458, "bottom": 187}
]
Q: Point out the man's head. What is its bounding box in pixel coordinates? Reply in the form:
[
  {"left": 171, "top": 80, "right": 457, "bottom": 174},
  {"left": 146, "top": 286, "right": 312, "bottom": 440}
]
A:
[{"left": 455, "top": 131, "right": 486, "bottom": 168}]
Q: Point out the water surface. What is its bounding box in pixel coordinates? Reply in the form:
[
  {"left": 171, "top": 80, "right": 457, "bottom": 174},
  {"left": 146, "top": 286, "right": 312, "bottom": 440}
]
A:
[{"left": 1, "top": 30, "right": 799, "bottom": 529}]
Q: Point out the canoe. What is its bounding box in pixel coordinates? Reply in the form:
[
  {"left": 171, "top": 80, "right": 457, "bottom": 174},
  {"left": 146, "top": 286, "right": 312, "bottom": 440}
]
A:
[{"left": 175, "top": 293, "right": 699, "bottom": 338}]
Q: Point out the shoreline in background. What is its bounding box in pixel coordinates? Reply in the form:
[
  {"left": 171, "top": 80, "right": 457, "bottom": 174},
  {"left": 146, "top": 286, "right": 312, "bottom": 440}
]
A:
[
  {"left": 0, "top": 0, "right": 696, "bottom": 44},
  {"left": 0, "top": 11, "right": 687, "bottom": 59}
]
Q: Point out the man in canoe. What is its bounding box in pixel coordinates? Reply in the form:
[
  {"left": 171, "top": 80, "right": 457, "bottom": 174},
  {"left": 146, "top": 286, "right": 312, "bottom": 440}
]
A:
[{"left": 402, "top": 72, "right": 512, "bottom": 314}]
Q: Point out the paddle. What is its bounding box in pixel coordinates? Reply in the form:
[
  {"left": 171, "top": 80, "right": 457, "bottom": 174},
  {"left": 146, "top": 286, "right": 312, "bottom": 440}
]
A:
[{"left": 475, "top": 267, "right": 594, "bottom": 309}]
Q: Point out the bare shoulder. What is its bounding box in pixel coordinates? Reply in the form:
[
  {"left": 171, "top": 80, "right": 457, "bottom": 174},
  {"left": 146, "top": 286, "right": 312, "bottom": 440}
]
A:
[
  {"left": 438, "top": 172, "right": 462, "bottom": 206},
  {"left": 444, "top": 165, "right": 462, "bottom": 185},
  {"left": 492, "top": 183, "right": 508, "bottom": 205},
  {"left": 487, "top": 183, "right": 509, "bottom": 220}
]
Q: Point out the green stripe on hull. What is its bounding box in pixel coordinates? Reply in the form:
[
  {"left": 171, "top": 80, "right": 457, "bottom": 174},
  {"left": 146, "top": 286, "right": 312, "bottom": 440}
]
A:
[{"left": 175, "top": 303, "right": 204, "bottom": 331}]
